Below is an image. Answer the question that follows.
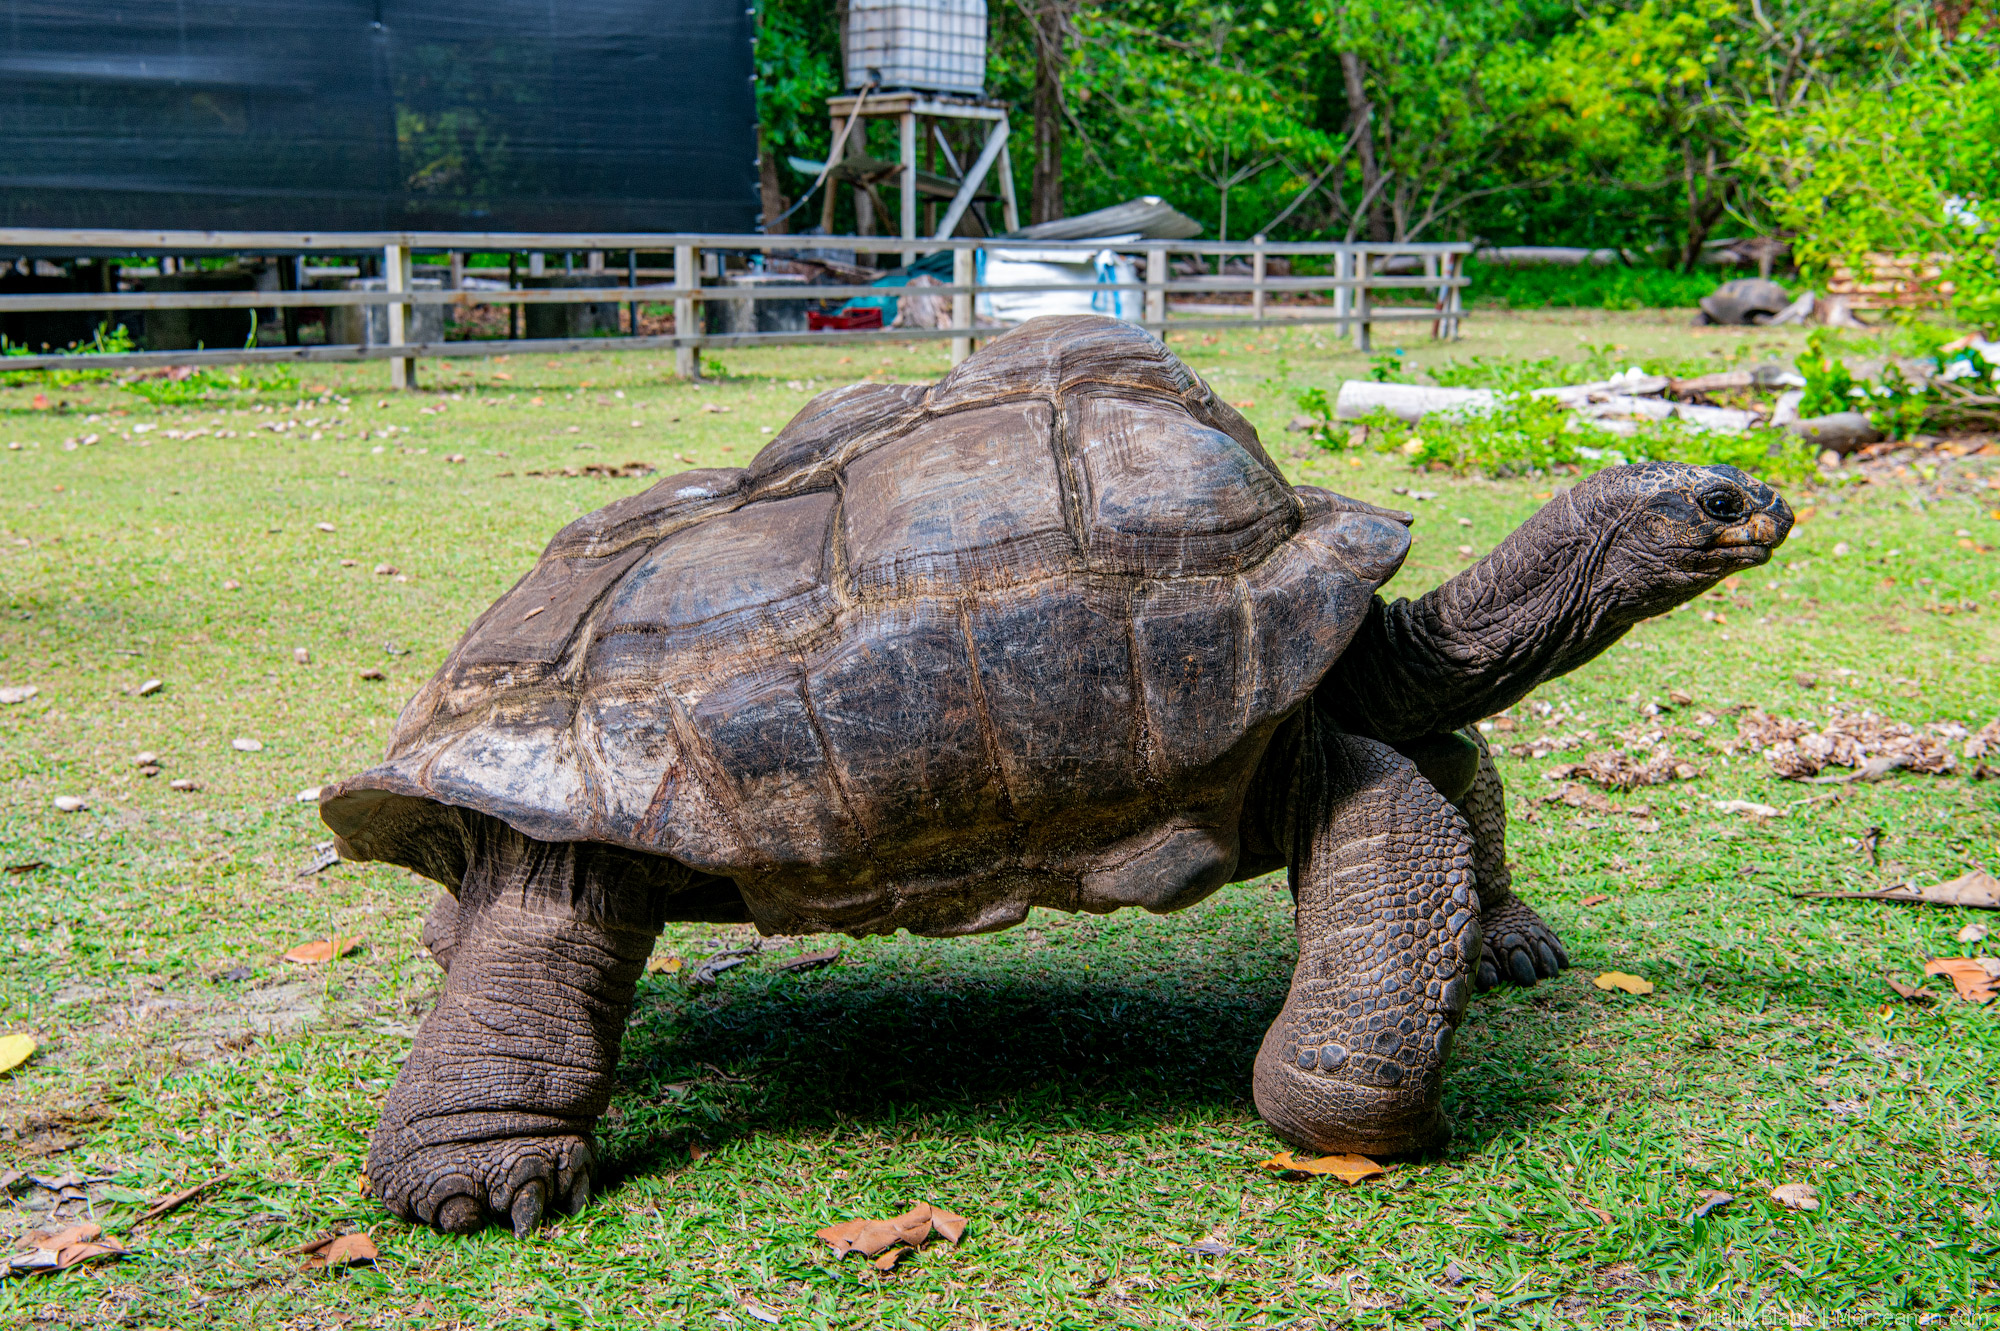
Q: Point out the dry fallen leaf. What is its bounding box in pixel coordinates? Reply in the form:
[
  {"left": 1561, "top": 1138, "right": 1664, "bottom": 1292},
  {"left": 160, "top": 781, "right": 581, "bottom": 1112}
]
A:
[
  {"left": 1594, "top": 972, "right": 1655, "bottom": 995},
  {"left": 1690, "top": 1189, "right": 1734, "bottom": 1220},
  {"left": 1797, "top": 869, "right": 2000, "bottom": 909},
  {"left": 816, "top": 1201, "right": 962, "bottom": 1264},
  {"left": 1770, "top": 1183, "right": 1820, "bottom": 1212},
  {"left": 646, "top": 954, "right": 684, "bottom": 975},
  {"left": 283, "top": 935, "right": 363, "bottom": 965},
  {"left": 1883, "top": 976, "right": 1933, "bottom": 1001},
  {"left": 231, "top": 737, "right": 263, "bottom": 752},
  {"left": 1580, "top": 893, "right": 1611, "bottom": 908},
  {"left": 358, "top": 667, "right": 385, "bottom": 680},
  {"left": 51, "top": 796, "right": 87, "bottom": 813},
  {"left": 0, "top": 685, "right": 38, "bottom": 705},
  {"left": 929, "top": 1205, "right": 968, "bottom": 1243},
  {"left": 296, "top": 1231, "right": 378, "bottom": 1270},
  {"left": 1924, "top": 957, "right": 1999, "bottom": 1003},
  {"left": 9, "top": 1222, "right": 124, "bottom": 1275},
  {"left": 0, "top": 1034, "right": 37, "bottom": 1074},
  {"left": 1959, "top": 922, "right": 1989, "bottom": 944},
  {"left": 136, "top": 678, "right": 163, "bottom": 696},
  {"left": 1257, "top": 1151, "right": 1386, "bottom": 1184}
]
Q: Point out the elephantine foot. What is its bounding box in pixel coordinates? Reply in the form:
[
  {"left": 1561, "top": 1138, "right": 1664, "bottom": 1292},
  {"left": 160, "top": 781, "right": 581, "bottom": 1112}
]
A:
[
  {"left": 1252, "top": 729, "right": 1478, "bottom": 1159},
  {"left": 367, "top": 816, "right": 663, "bottom": 1236},
  {"left": 370, "top": 1125, "right": 595, "bottom": 1237},
  {"left": 1475, "top": 894, "right": 1568, "bottom": 990}
]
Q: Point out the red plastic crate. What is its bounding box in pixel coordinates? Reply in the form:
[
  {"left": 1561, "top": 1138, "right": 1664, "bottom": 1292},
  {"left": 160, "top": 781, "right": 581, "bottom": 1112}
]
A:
[{"left": 807, "top": 307, "right": 884, "bottom": 331}]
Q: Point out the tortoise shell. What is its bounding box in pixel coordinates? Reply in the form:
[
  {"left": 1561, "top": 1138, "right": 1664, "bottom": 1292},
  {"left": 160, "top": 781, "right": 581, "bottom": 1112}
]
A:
[{"left": 323, "top": 316, "right": 1412, "bottom": 937}]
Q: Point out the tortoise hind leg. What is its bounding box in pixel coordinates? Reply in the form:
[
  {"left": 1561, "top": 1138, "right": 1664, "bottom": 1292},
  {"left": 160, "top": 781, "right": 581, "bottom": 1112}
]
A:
[
  {"left": 368, "top": 816, "right": 671, "bottom": 1236},
  {"left": 1458, "top": 729, "right": 1567, "bottom": 990},
  {"left": 1252, "top": 722, "right": 1481, "bottom": 1156}
]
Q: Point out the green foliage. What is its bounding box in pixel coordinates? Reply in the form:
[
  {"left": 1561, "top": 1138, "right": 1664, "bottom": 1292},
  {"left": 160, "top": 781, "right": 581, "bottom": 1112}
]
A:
[
  {"left": 1366, "top": 348, "right": 1405, "bottom": 382},
  {"left": 754, "top": 0, "right": 841, "bottom": 163},
  {"left": 1468, "top": 260, "right": 1749, "bottom": 311},
  {"left": 1795, "top": 328, "right": 1996, "bottom": 438},
  {"left": 1429, "top": 344, "right": 1745, "bottom": 393},
  {"left": 1, "top": 324, "right": 141, "bottom": 387},
  {"left": 1373, "top": 397, "right": 1811, "bottom": 484},
  {"left": 1745, "top": 40, "right": 2000, "bottom": 331},
  {"left": 120, "top": 365, "right": 301, "bottom": 405},
  {"left": 1796, "top": 329, "right": 1859, "bottom": 418},
  {"left": 1338, "top": 347, "right": 1814, "bottom": 481}
]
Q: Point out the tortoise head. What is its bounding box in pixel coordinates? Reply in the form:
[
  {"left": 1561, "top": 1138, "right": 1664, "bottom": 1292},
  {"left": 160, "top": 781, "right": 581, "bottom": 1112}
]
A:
[
  {"left": 1565, "top": 461, "right": 1793, "bottom": 616},
  {"left": 1314, "top": 461, "right": 1794, "bottom": 744}
]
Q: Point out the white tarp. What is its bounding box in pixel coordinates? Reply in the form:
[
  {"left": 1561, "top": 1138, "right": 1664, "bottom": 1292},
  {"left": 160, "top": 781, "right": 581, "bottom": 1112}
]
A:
[{"left": 976, "top": 246, "right": 1141, "bottom": 323}]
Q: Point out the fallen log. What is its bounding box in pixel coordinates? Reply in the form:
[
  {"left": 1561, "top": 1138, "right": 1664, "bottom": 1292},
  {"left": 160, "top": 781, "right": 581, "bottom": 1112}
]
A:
[{"left": 1334, "top": 381, "right": 1497, "bottom": 423}]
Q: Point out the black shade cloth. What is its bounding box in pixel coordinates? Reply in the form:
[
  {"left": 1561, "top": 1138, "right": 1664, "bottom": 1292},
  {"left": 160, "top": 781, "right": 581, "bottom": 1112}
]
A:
[{"left": 0, "top": 0, "right": 757, "bottom": 235}]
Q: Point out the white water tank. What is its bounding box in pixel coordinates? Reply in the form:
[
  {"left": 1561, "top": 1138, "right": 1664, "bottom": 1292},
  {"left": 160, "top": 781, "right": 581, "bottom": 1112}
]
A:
[{"left": 844, "top": 0, "right": 987, "bottom": 96}]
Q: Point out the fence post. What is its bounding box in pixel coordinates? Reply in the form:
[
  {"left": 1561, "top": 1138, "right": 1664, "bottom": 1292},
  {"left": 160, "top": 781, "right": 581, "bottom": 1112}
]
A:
[
  {"left": 1333, "top": 247, "right": 1351, "bottom": 339},
  {"left": 1447, "top": 250, "right": 1466, "bottom": 340},
  {"left": 627, "top": 248, "right": 639, "bottom": 337},
  {"left": 1353, "top": 247, "right": 1372, "bottom": 353},
  {"left": 951, "top": 246, "right": 975, "bottom": 366},
  {"left": 1145, "top": 248, "right": 1166, "bottom": 329},
  {"left": 1426, "top": 251, "right": 1442, "bottom": 341},
  {"left": 1252, "top": 234, "right": 1267, "bottom": 327},
  {"left": 384, "top": 242, "right": 413, "bottom": 390},
  {"left": 674, "top": 243, "right": 700, "bottom": 382}
]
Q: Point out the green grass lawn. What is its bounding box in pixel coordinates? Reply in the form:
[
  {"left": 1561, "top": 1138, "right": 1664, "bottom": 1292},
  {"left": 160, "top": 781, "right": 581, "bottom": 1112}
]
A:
[{"left": 1, "top": 313, "right": 1997, "bottom": 1328}]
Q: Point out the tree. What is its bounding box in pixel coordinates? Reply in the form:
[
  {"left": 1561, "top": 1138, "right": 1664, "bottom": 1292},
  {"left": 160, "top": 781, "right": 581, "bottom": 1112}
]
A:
[
  {"left": 1530, "top": 0, "right": 1930, "bottom": 269},
  {"left": 1016, "top": 0, "right": 1085, "bottom": 223}
]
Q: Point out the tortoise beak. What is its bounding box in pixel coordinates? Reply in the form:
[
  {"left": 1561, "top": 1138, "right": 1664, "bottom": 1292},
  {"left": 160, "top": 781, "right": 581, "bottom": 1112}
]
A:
[{"left": 1715, "top": 512, "right": 1781, "bottom": 548}]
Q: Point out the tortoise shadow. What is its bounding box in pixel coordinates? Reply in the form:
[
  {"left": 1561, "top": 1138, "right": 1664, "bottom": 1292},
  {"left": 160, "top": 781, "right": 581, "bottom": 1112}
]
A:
[{"left": 601, "top": 938, "right": 1586, "bottom": 1188}]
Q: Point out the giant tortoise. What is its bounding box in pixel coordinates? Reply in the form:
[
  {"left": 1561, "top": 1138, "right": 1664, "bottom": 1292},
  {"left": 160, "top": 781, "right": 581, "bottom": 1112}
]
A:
[{"left": 322, "top": 315, "right": 1793, "bottom": 1235}]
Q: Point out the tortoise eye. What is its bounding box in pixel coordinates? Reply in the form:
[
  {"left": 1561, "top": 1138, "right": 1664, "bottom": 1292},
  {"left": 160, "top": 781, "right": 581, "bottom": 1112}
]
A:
[{"left": 1699, "top": 490, "right": 1749, "bottom": 522}]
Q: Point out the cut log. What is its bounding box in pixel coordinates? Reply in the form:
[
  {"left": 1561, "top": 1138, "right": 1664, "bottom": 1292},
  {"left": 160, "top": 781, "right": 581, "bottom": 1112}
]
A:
[{"left": 1334, "top": 381, "right": 1496, "bottom": 423}]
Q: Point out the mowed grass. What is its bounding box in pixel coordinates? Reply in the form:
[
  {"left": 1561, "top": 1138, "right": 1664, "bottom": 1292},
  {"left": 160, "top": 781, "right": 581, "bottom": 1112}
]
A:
[{"left": 0, "top": 313, "right": 1997, "bottom": 1328}]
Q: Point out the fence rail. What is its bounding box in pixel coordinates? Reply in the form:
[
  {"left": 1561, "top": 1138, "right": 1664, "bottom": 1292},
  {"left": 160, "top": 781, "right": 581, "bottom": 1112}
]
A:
[{"left": 0, "top": 229, "right": 1471, "bottom": 382}]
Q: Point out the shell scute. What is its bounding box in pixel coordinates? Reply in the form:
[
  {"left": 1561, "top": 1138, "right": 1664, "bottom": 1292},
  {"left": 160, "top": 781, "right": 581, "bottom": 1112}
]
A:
[
  {"left": 841, "top": 399, "right": 1074, "bottom": 598},
  {"left": 1072, "top": 393, "right": 1294, "bottom": 577}
]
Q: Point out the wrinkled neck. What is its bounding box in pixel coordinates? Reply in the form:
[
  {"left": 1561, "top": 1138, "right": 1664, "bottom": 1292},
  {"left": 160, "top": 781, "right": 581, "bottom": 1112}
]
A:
[{"left": 1317, "top": 493, "right": 1639, "bottom": 742}]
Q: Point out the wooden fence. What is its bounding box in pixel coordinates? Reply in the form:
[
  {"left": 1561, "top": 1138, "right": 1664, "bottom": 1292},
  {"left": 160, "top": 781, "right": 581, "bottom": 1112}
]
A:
[{"left": 0, "top": 229, "right": 1471, "bottom": 386}]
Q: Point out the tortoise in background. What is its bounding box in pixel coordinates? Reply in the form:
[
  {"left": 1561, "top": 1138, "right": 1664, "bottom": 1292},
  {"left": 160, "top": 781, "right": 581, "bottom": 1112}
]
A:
[{"left": 322, "top": 315, "right": 1792, "bottom": 1235}]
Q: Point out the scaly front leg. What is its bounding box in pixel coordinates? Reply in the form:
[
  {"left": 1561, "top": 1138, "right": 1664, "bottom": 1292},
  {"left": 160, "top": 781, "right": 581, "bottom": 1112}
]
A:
[
  {"left": 369, "top": 818, "right": 665, "bottom": 1236},
  {"left": 1252, "top": 722, "right": 1481, "bottom": 1157}
]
